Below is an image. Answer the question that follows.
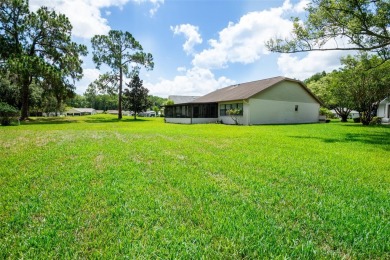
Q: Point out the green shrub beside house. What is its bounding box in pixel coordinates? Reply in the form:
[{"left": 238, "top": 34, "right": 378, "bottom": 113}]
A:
[{"left": 0, "top": 102, "right": 20, "bottom": 126}]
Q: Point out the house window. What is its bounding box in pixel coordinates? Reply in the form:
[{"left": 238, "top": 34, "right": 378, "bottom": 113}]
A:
[
  {"left": 220, "top": 103, "right": 243, "bottom": 116},
  {"left": 295, "top": 105, "right": 299, "bottom": 111}
]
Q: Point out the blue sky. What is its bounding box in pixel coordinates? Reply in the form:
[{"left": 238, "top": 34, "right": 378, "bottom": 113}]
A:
[{"left": 30, "top": 0, "right": 347, "bottom": 97}]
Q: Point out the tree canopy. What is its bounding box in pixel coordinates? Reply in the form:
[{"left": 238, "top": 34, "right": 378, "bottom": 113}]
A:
[
  {"left": 306, "top": 53, "right": 390, "bottom": 124},
  {"left": 266, "top": 0, "right": 390, "bottom": 60},
  {"left": 91, "top": 30, "right": 154, "bottom": 119},
  {"left": 0, "top": 0, "right": 87, "bottom": 119}
]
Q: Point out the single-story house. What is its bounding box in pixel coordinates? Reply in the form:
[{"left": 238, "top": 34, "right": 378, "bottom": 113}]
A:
[
  {"left": 66, "top": 108, "right": 96, "bottom": 116},
  {"left": 165, "top": 76, "right": 322, "bottom": 125},
  {"left": 377, "top": 97, "right": 390, "bottom": 123}
]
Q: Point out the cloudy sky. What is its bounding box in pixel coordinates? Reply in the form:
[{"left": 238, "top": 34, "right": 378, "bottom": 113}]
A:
[{"left": 30, "top": 0, "right": 347, "bottom": 97}]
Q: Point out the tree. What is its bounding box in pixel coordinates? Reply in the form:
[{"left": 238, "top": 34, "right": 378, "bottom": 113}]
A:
[
  {"left": 338, "top": 53, "right": 390, "bottom": 125},
  {"left": 91, "top": 30, "right": 154, "bottom": 119},
  {"left": 152, "top": 105, "right": 160, "bottom": 116},
  {"left": 0, "top": 102, "right": 20, "bottom": 126},
  {"left": 227, "top": 108, "right": 242, "bottom": 125},
  {"left": 0, "top": 0, "right": 87, "bottom": 119},
  {"left": 306, "top": 53, "right": 390, "bottom": 125},
  {"left": 307, "top": 72, "right": 355, "bottom": 122},
  {"left": 0, "top": 71, "right": 20, "bottom": 108},
  {"left": 123, "top": 74, "right": 151, "bottom": 120},
  {"left": 266, "top": 0, "right": 390, "bottom": 60}
]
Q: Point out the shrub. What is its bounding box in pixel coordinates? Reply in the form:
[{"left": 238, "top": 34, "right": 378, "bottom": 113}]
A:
[
  {"left": 0, "top": 102, "right": 20, "bottom": 126},
  {"left": 353, "top": 117, "right": 361, "bottom": 123},
  {"left": 319, "top": 107, "right": 335, "bottom": 118},
  {"left": 369, "top": 116, "right": 382, "bottom": 125}
]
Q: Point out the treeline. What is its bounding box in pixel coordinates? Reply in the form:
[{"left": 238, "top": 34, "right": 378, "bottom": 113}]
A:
[
  {"left": 0, "top": 0, "right": 155, "bottom": 121},
  {"left": 305, "top": 53, "right": 390, "bottom": 125},
  {"left": 68, "top": 93, "right": 167, "bottom": 112}
]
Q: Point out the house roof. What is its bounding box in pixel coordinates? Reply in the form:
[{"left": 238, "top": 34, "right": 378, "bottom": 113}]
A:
[
  {"left": 168, "top": 95, "right": 200, "bottom": 104},
  {"left": 192, "top": 76, "right": 322, "bottom": 104}
]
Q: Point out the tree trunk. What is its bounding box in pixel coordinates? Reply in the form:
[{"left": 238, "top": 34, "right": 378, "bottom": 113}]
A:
[
  {"left": 360, "top": 112, "right": 372, "bottom": 125},
  {"left": 118, "top": 67, "right": 123, "bottom": 120},
  {"left": 340, "top": 115, "right": 348, "bottom": 122},
  {"left": 20, "top": 80, "right": 30, "bottom": 120}
]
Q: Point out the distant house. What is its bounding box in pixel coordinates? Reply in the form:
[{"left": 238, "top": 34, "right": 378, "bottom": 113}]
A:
[
  {"left": 138, "top": 111, "right": 156, "bottom": 117},
  {"left": 330, "top": 109, "right": 360, "bottom": 119},
  {"left": 66, "top": 108, "right": 96, "bottom": 116},
  {"left": 377, "top": 97, "right": 390, "bottom": 123},
  {"left": 165, "top": 76, "right": 322, "bottom": 125},
  {"left": 107, "top": 110, "right": 132, "bottom": 116}
]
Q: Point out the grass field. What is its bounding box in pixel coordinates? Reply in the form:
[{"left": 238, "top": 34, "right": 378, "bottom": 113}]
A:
[{"left": 0, "top": 115, "right": 389, "bottom": 258}]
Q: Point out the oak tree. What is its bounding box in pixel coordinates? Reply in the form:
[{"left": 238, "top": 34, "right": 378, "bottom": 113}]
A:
[
  {"left": 267, "top": 0, "right": 390, "bottom": 60},
  {"left": 0, "top": 0, "right": 87, "bottom": 119}
]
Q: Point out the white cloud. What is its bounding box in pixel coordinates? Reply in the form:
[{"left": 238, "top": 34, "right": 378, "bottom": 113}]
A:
[
  {"left": 145, "top": 67, "right": 235, "bottom": 97},
  {"left": 192, "top": 0, "right": 298, "bottom": 69},
  {"left": 29, "top": 0, "right": 163, "bottom": 39},
  {"left": 277, "top": 34, "right": 356, "bottom": 80},
  {"left": 171, "top": 24, "right": 203, "bottom": 55},
  {"left": 146, "top": 0, "right": 318, "bottom": 97},
  {"left": 277, "top": 51, "right": 343, "bottom": 80},
  {"left": 177, "top": 66, "right": 187, "bottom": 72},
  {"left": 293, "top": 0, "right": 310, "bottom": 13},
  {"left": 75, "top": 68, "right": 101, "bottom": 94}
]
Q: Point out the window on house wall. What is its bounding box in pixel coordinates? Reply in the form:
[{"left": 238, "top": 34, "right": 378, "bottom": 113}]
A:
[
  {"left": 295, "top": 105, "right": 299, "bottom": 111},
  {"left": 220, "top": 103, "right": 243, "bottom": 116}
]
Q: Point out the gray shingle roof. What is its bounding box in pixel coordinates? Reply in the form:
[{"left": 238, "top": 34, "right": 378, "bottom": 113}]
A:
[
  {"left": 192, "top": 76, "right": 321, "bottom": 103},
  {"left": 168, "top": 95, "right": 201, "bottom": 104}
]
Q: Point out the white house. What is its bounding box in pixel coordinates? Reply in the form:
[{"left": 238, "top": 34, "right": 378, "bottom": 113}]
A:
[
  {"left": 165, "top": 76, "right": 322, "bottom": 125},
  {"left": 377, "top": 97, "right": 390, "bottom": 123},
  {"left": 66, "top": 108, "right": 96, "bottom": 116},
  {"left": 330, "top": 109, "right": 360, "bottom": 119}
]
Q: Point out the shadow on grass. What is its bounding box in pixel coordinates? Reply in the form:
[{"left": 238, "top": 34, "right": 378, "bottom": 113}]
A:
[
  {"left": 20, "top": 116, "right": 150, "bottom": 125},
  {"left": 290, "top": 132, "right": 390, "bottom": 150},
  {"left": 84, "top": 117, "right": 149, "bottom": 123},
  {"left": 21, "top": 118, "right": 75, "bottom": 125}
]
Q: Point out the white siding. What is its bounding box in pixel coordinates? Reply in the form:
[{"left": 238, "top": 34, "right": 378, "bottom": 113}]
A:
[
  {"left": 377, "top": 99, "right": 389, "bottom": 118},
  {"left": 192, "top": 118, "right": 218, "bottom": 124},
  {"left": 247, "top": 81, "right": 320, "bottom": 125},
  {"left": 165, "top": 118, "right": 218, "bottom": 124},
  {"left": 248, "top": 99, "right": 320, "bottom": 124},
  {"left": 165, "top": 118, "right": 192, "bottom": 124}
]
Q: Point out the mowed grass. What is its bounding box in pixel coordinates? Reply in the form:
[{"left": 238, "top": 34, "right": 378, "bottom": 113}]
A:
[{"left": 0, "top": 115, "right": 389, "bottom": 258}]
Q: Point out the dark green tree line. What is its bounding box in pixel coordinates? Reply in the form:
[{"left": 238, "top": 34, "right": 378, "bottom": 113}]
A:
[{"left": 0, "top": 0, "right": 87, "bottom": 119}]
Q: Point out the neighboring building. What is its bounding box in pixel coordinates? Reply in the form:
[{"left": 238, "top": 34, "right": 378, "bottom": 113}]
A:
[
  {"left": 377, "top": 97, "right": 390, "bottom": 123},
  {"left": 66, "top": 108, "right": 96, "bottom": 116},
  {"left": 138, "top": 111, "right": 156, "bottom": 117},
  {"left": 330, "top": 109, "right": 360, "bottom": 119},
  {"left": 168, "top": 95, "right": 200, "bottom": 104},
  {"left": 165, "top": 76, "right": 322, "bottom": 125},
  {"left": 106, "top": 110, "right": 132, "bottom": 116}
]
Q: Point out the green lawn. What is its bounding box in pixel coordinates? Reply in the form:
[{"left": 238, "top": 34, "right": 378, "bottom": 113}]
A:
[{"left": 1, "top": 115, "right": 389, "bottom": 258}]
